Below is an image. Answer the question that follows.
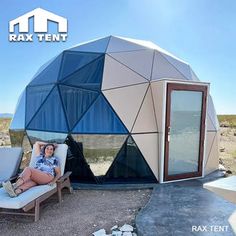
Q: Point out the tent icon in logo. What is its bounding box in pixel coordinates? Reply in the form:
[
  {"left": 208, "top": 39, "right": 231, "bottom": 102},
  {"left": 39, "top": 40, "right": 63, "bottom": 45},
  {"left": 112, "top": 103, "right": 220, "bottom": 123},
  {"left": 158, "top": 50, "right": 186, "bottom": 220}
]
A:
[{"left": 9, "top": 8, "right": 67, "bottom": 33}]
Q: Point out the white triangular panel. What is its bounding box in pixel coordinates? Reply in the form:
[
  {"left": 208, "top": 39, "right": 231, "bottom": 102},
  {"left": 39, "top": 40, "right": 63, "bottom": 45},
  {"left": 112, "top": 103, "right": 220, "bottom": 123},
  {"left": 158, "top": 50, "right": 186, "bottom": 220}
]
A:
[
  {"left": 103, "top": 83, "right": 149, "bottom": 131},
  {"left": 207, "top": 114, "right": 217, "bottom": 131},
  {"left": 132, "top": 86, "right": 157, "bottom": 133},
  {"left": 151, "top": 52, "right": 187, "bottom": 81},
  {"left": 190, "top": 68, "right": 200, "bottom": 81},
  {"left": 106, "top": 36, "right": 147, "bottom": 53},
  {"left": 102, "top": 55, "right": 148, "bottom": 90},
  {"left": 69, "top": 36, "right": 110, "bottom": 53},
  {"left": 208, "top": 95, "right": 219, "bottom": 131},
  {"left": 162, "top": 53, "right": 192, "bottom": 80},
  {"left": 150, "top": 81, "right": 165, "bottom": 133},
  {"left": 132, "top": 133, "right": 158, "bottom": 180},
  {"left": 205, "top": 131, "right": 219, "bottom": 175},
  {"left": 108, "top": 50, "right": 154, "bottom": 80}
]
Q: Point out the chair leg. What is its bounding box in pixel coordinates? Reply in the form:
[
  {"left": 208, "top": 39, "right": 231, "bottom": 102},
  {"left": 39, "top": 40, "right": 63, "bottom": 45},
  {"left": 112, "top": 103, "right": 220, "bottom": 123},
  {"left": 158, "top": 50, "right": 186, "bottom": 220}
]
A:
[
  {"left": 34, "top": 200, "right": 40, "bottom": 222},
  {"left": 57, "top": 186, "right": 62, "bottom": 205}
]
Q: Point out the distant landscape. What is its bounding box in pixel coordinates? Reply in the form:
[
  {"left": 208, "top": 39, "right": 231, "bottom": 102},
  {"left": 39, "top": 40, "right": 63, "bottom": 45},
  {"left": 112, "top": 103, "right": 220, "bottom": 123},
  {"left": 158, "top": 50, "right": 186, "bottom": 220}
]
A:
[{"left": 0, "top": 113, "right": 13, "bottom": 118}]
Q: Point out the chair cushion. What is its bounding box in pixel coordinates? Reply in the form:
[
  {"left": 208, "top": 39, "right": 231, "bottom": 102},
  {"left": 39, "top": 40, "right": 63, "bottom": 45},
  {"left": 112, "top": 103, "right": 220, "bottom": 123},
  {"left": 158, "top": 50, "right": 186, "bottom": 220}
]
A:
[
  {"left": 0, "top": 184, "right": 56, "bottom": 209},
  {"left": 0, "top": 147, "right": 23, "bottom": 181}
]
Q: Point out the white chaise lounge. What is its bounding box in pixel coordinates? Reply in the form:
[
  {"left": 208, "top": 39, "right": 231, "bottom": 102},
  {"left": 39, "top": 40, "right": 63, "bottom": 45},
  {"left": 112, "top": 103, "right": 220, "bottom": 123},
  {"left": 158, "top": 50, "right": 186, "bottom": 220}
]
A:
[
  {"left": 0, "top": 144, "right": 72, "bottom": 221},
  {"left": 0, "top": 147, "right": 23, "bottom": 187}
]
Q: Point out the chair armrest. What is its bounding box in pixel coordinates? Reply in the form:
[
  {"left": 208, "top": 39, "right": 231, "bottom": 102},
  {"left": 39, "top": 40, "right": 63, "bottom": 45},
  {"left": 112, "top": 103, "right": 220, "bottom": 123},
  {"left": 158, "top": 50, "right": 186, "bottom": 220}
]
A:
[{"left": 56, "top": 171, "right": 72, "bottom": 183}]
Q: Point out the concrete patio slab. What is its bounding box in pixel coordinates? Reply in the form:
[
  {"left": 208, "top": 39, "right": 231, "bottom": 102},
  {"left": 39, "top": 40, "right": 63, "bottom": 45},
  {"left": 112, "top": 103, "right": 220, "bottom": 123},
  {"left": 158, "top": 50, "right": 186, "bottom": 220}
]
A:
[{"left": 136, "top": 174, "right": 236, "bottom": 236}]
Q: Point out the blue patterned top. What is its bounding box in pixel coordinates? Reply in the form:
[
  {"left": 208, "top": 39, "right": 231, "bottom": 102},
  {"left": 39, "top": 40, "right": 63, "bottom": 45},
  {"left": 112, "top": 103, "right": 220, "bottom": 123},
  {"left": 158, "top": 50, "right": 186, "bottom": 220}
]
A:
[{"left": 35, "top": 155, "right": 60, "bottom": 176}]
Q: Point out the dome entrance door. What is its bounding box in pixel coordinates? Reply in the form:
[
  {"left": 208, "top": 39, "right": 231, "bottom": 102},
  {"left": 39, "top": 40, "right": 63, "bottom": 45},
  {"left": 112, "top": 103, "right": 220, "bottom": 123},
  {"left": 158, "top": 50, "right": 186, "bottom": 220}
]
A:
[{"left": 164, "top": 83, "right": 207, "bottom": 182}]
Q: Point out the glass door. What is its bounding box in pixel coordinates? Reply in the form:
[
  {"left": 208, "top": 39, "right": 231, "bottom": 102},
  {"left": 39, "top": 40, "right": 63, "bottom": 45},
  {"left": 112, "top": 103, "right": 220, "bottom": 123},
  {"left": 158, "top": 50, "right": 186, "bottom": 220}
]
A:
[{"left": 164, "top": 83, "right": 207, "bottom": 181}]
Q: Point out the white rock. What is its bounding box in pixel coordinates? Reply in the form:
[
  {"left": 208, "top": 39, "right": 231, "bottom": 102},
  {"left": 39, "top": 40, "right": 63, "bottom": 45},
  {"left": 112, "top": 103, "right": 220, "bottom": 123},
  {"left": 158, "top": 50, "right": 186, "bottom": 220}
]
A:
[
  {"left": 219, "top": 164, "right": 226, "bottom": 171},
  {"left": 111, "top": 225, "right": 118, "bottom": 231},
  {"left": 119, "top": 224, "right": 133, "bottom": 232},
  {"left": 93, "top": 229, "right": 106, "bottom": 236},
  {"left": 123, "top": 232, "right": 132, "bottom": 236},
  {"left": 112, "top": 231, "right": 122, "bottom": 236}
]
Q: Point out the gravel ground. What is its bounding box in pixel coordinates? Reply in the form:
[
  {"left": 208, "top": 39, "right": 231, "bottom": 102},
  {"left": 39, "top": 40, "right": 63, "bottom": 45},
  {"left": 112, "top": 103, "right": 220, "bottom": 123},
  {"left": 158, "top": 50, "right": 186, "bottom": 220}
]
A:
[
  {"left": 219, "top": 127, "right": 236, "bottom": 174},
  {"left": 0, "top": 189, "right": 152, "bottom": 236}
]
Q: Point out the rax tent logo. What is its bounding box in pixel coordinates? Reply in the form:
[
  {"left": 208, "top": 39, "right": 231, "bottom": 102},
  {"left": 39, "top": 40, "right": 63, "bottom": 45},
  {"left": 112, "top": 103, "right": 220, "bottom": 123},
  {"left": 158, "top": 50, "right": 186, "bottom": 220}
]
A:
[{"left": 9, "top": 8, "right": 68, "bottom": 42}]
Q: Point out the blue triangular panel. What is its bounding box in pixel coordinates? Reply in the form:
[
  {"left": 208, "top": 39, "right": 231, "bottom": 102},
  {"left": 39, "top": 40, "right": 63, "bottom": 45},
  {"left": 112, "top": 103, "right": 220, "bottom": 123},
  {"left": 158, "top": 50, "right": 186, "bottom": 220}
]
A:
[
  {"left": 59, "top": 85, "right": 99, "bottom": 131},
  {"left": 10, "top": 90, "right": 26, "bottom": 130},
  {"left": 59, "top": 51, "right": 102, "bottom": 81},
  {"left": 69, "top": 36, "right": 110, "bottom": 53},
  {"left": 62, "top": 55, "right": 105, "bottom": 91},
  {"left": 27, "top": 87, "right": 68, "bottom": 132},
  {"left": 26, "top": 84, "right": 54, "bottom": 126},
  {"left": 29, "top": 54, "right": 63, "bottom": 86},
  {"left": 72, "top": 95, "right": 128, "bottom": 134}
]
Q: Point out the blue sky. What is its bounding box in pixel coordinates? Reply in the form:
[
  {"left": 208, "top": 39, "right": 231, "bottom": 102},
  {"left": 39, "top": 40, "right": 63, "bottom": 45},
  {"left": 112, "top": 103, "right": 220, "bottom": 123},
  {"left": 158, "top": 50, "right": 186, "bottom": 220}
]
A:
[{"left": 0, "top": 0, "right": 235, "bottom": 114}]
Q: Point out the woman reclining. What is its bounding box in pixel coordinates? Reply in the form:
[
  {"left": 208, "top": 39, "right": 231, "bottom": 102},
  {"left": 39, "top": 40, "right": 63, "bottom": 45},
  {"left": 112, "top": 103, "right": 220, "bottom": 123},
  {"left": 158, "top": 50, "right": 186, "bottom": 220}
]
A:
[{"left": 3, "top": 141, "right": 61, "bottom": 197}]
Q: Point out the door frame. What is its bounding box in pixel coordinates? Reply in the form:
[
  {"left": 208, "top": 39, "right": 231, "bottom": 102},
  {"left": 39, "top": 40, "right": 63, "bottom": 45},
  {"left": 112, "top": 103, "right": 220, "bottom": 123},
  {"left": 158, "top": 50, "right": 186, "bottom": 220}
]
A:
[{"left": 163, "top": 83, "right": 207, "bottom": 182}]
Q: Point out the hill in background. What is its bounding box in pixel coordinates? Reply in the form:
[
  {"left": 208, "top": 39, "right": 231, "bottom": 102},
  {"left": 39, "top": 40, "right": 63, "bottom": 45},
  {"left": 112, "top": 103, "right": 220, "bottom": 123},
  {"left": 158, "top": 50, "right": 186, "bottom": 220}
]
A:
[{"left": 0, "top": 113, "right": 13, "bottom": 118}]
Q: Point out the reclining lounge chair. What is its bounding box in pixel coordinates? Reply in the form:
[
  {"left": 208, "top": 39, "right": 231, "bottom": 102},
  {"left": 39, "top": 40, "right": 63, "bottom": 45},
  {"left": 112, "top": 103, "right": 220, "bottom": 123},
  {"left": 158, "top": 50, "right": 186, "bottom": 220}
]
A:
[
  {"left": 0, "top": 144, "right": 72, "bottom": 222},
  {"left": 0, "top": 147, "right": 23, "bottom": 187}
]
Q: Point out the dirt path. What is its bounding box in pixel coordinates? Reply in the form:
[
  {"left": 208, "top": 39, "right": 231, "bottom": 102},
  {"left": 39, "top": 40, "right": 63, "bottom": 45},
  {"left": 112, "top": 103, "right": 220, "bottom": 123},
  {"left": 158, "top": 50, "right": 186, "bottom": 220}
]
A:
[{"left": 0, "top": 189, "right": 151, "bottom": 236}]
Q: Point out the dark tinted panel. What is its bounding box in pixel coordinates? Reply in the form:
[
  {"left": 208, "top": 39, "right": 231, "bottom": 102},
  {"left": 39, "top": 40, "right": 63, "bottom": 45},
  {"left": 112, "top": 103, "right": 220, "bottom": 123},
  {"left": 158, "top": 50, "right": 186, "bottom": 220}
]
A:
[
  {"left": 105, "top": 136, "right": 157, "bottom": 183},
  {"left": 59, "top": 85, "right": 99, "bottom": 131},
  {"left": 29, "top": 54, "right": 63, "bottom": 86},
  {"left": 27, "top": 87, "right": 68, "bottom": 132},
  {"left": 26, "top": 84, "right": 54, "bottom": 125},
  {"left": 59, "top": 51, "right": 102, "bottom": 81},
  {"left": 65, "top": 136, "right": 97, "bottom": 183},
  {"left": 26, "top": 130, "right": 67, "bottom": 144},
  {"left": 9, "top": 130, "right": 25, "bottom": 147},
  {"left": 62, "top": 55, "right": 105, "bottom": 91},
  {"left": 72, "top": 95, "right": 128, "bottom": 134},
  {"left": 72, "top": 134, "right": 127, "bottom": 177}
]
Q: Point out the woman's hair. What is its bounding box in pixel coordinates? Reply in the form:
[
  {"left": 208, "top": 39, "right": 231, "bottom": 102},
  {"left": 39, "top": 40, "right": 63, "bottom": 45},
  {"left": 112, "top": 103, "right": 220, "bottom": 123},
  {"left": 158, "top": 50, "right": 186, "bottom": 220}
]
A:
[{"left": 42, "top": 143, "right": 56, "bottom": 156}]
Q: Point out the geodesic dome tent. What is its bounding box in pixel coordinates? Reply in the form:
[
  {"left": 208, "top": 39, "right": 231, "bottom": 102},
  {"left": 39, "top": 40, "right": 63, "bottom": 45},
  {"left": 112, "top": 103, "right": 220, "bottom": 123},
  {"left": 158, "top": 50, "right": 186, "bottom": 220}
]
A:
[{"left": 10, "top": 36, "right": 219, "bottom": 184}]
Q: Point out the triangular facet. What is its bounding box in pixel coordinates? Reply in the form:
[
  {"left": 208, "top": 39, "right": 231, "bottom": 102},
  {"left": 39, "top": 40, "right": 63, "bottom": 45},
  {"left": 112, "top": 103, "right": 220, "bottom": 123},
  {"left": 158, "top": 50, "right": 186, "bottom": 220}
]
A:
[
  {"left": 65, "top": 135, "right": 97, "bottom": 184},
  {"left": 72, "top": 134, "right": 127, "bottom": 178},
  {"left": 132, "top": 85, "right": 157, "bottom": 133},
  {"left": 29, "top": 54, "right": 63, "bottom": 86},
  {"left": 190, "top": 68, "right": 200, "bottom": 81},
  {"left": 103, "top": 83, "right": 149, "bottom": 131},
  {"left": 26, "top": 130, "right": 67, "bottom": 144},
  {"left": 9, "top": 130, "right": 25, "bottom": 147},
  {"left": 207, "top": 114, "right": 217, "bottom": 131},
  {"left": 151, "top": 52, "right": 187, "bottom": 81},
  {"left": 207, "top": 95, "right": 219, "bottom": 131},
  {"left": 26, "top": 84, "right": 54, "bottom": 126},
  {"left": 10, "top": 90, "right": 26, "bottom": 130},
  {"left": 72, "top": 95, "right": 128, "bottom": 134},
  {"left": 62, "top": 55, "right": 105, "bottom": 91},
  {"left": 104, "top": 136, "right": 157, "bottom": 183},
  {"left": 69, "top": 36, "right": 111, "bottom": 53},
  {"left": 59, "top": 51, "right": 102, "bottom": 81},
  {"left": 102, "top": 55, "right": 148, "bottom": 90},
  {"left": 205, "top": 131, "right": 219, "bottom": 175},
  {"left": 150, "top": 81, "right": 166, "bottom": 133},
  {"left": 106, "top": 36, "right": 148, "bottom": 53},
  {"left": 132, "top": 133, "right": 159, "bottom": 180},
  {"left": 27, "top": 86, "right": 68, "bottom": 132},
  {"left": 59, "top": 85, "right": 99, "bottom": 131},
  {"left": 162, "top": 53, "right": 192, "bottom": 80},
  {"left": 108, "top": 50, "right": 154, "bottom": 80}
]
